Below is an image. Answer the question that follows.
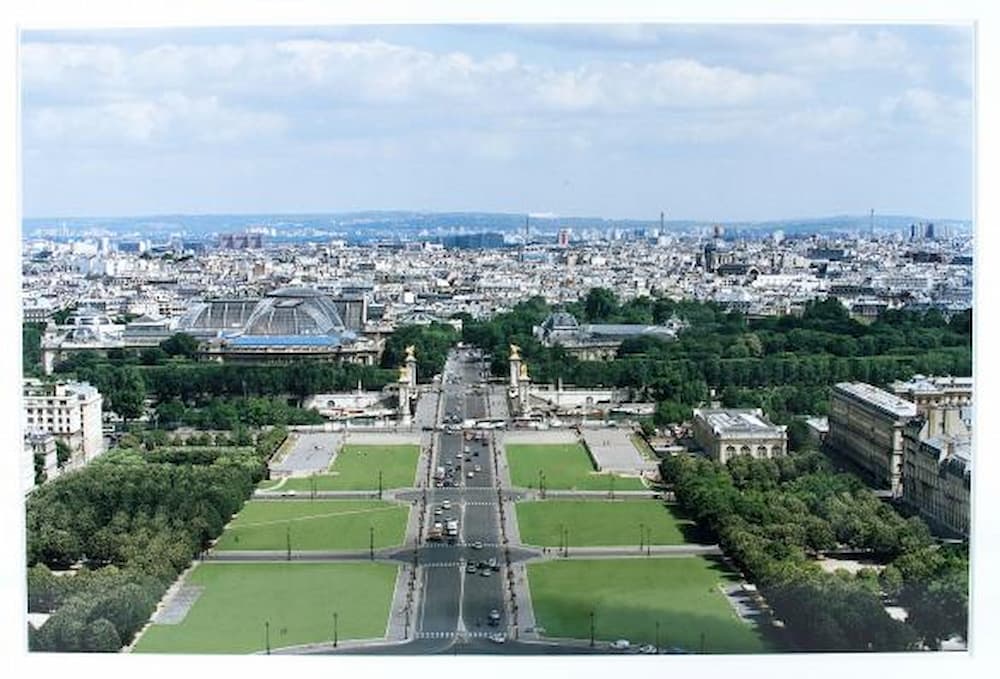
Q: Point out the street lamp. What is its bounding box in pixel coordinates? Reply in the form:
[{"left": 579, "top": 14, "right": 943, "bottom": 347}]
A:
[
  {"left": 265, "top": 620, "right": 271, "bottom": 655},
  {"left": 609, "top": 475, "right": 615, "bottom": 500},
  {"left": 369, "top": 525, "right": 375, "bottom": 561},
  {"left": 563, "top": 527, "right": 569, "bottom": 557},
  {"left": 639, "top": 522, "right": 645, "bottom": 553},
  {"left": 646, "top": 526, "right": 652, "bottom": 556},
  {"left": 286, "top": 524, "right": 291, "bottom": 562},
  {"left": 378, "top": 469, "right": 383, "bottom": 500},
  {"left": 656, "top": 621, "right": 660, "bottom": 654},
  {"left": 589, "top": 610, "right": 595, "bottom": 648},
  {"left": 333, "top": 612, "right": 339, "bottom": 648},
  {"left": 558, "top": 523, "right": 564, "bottom": 556}
]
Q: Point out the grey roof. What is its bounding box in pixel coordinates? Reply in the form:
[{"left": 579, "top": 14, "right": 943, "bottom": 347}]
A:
[
  {"left": 242, "top": 288, "right": 346, "bottom": 336},
  {"left": 834, "top": 382, "right": 917, "bottom": 418}
]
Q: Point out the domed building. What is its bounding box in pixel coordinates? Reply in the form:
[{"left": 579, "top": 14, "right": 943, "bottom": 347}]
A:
[
  {"left": 241, "top": 287, "right": 348, "bottom": 336},
  {"left": 196, "top": 287, "right": 381, "bottom": 365}
]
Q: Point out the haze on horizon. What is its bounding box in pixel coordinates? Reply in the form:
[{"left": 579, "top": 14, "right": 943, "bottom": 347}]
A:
[{"left": 20, "top": 24, "right": 974, "bottom": 222}]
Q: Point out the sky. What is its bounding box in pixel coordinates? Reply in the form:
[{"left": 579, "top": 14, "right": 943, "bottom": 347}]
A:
[{"left": 19, "top": 23, "right": 975, "bottom": 221}]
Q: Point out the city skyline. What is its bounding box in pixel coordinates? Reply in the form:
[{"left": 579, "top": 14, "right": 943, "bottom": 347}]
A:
[{"left": 21, "top": 24, "right": 973, "bottom": 221}]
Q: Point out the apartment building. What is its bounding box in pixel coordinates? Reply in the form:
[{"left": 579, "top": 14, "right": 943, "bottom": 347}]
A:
[
  {"left": 23, "top": 379, "right": 105, "bottom": 463},
  {"left": 828, "top": 382, "right": 917, "bottom": 497}
]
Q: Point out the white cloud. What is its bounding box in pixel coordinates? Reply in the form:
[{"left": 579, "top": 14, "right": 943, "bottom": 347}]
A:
[
  {"left": 776, "top": 29, "right": 915, "bottom": 75},
  {"left": 879, "top": 88, "right": 971, "bottom": 135},
  {"left": 22, "top": 38, "right": 807, "bottom": 116},
  {"left": 25, "top": 93, "right": 286, "bottom": 146}
]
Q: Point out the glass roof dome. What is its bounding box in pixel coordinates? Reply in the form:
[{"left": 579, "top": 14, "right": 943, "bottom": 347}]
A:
[{"left": 241, "top": 287, "right": 347, "bottom": 336}]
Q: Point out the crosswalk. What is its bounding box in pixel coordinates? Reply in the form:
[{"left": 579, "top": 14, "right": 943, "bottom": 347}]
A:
[
  {"left": 423, "top": 541, "right": 502, "bottom": 549},
  {"left": 415, "top": 631, "right": 502, "bottom": 640}
]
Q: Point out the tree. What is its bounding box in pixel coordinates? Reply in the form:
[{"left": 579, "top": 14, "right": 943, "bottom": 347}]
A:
[
  {"left": 139, "top": 347, "right": 167, "bottom": 366},
  {"left": 159, "top": 332, "right": 199, "bottom": 359},
  {"left": 34, "top": 452, "right": 48, "bottom": 485},
  {"left": 81, "top": 618, "right": 122, "bottom": 652},
  {"left": 55, "top": 440, "right": 71, "bottom": 468},
  {"left": 583, "top": 287, "right": 617, "bottom": 321}
]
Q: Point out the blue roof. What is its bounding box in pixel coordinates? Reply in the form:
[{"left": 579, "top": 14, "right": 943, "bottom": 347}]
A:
[{"left": 225, "top": 334, "right": 348, "bottom": 347}]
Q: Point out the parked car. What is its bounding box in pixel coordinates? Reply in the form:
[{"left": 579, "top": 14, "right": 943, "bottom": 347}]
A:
[
  {"left": 610, "top": 639, "right": 631, "bottom": 651},
  {"left": 466, "top": 563, "right": 478, "bottom": 574},
  {"left": 471, "top": 540, "right": 484, "bottom": 549},
  {"left": 638, "top": 644, "right": 657, "bottom": 654},
  {"left": 488, "top": 633, "right": 506, "bottom": 644},
  {"left": 488, "top": 609, "right": 501, "bottom": 625}
]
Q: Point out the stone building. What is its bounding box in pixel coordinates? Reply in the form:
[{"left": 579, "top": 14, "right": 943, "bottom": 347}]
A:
[
  {"left": 692, "top": 408, "right": 787, "bottom": 464},
  {"left": 902, "top": 416, "right": 972, "bottom": 537},
  {"left": 827, "top": 382, "right": 917, "bottom": 497},
  {"left": 23, "top": 379, "right": 105, "bottom": 464}
]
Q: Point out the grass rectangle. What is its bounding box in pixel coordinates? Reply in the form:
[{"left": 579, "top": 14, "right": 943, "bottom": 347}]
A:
[
  {"left": 527, "top": 558, "right": 770, "bottom": 653},
  {"left": 133, "top": 562, "right": 398, "bottom": 654},
  {"left": 506, "top": 443, "right": 646, "bottom": 491},
  {"left": 282, "top": 444, "right": 419, "bottom": 491},
  {"left": 515, "top": 499, "right": 694, "bottom": 547},
  {"left": 213, "top": 500, "right": 409, "bottom": 551}
]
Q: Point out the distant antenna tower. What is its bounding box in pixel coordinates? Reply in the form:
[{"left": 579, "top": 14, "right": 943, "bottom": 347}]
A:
[
  {"left": 660, "top": 211, "right": 665, "bottom": 231},
  {"left": 870, "top": 208, "right": 875, "bottom": 237},
  {"left": 524, "top": 214, "right": 529, "bottom": 245}
]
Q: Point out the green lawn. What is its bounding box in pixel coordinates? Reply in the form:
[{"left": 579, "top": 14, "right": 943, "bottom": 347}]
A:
[
  {"left": 282, "top": 444, "right": 420, "bottom": 491},
  {"left": 516, "top": 499, "right": 694, "bottom": 547},
  {"left": 506, "top": 443, "right": 646, "bottom": 491},
  {"left": 213, "top": 500, "right": 409, "bottom": 551},
  {"left": 133, "top": 562, "right": 397, "bottom": 654},
  {"left": 528, "top": 558, "right": 771, "bottom": 653}
]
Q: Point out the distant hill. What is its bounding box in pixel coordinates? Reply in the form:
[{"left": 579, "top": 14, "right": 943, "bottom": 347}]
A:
[{"left": 21, "top": 210, "right": 972, "bottom": 241}]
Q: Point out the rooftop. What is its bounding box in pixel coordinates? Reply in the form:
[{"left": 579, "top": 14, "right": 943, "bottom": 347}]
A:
[
  {"left": 695, "top": 408, "right": 785, "bottom": 435},
  {"left": 834, "top": 382, "right": 917, "bottom": 418}
]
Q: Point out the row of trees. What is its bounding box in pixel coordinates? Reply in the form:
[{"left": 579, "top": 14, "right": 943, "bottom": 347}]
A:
[
  {"left": 380, "top": 322, "right": 459, "bottom": 381},
  {"left": 154, "top": 396, "right": 325, "bottom": 429},
  {"left": 661, "top": 453, "right": 968, "bottom": 650},
  {"left": 461, "top": 291, "right": 972, "bottom": 425},
  {"left": 26, "top": 426, "right": 288, "bottom": 651}
]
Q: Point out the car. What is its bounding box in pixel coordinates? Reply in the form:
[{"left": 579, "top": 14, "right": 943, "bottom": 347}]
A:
[
  {"left": 488, "top": 609, "right": 501, "bottom": 625},
  {"left": 471, "top": 540, "right": 484, "bottom": 549},
  {"left": 466, "top": 563, "right": 477, "bottom": 574},
  {"left": 434, "top": 508, "right": 443, "bottom": 516},
  {"left": 488, "top": 633, "right": 506, "bottom": 644},
  {"left": 434, "top": 481, "right": 442, "bottom": 488},
  {"left": 281, "top": 490, "right": 297, "bottom": 497},
  {"left": 479, "top": 568, "right": 491, "bottom": 577},
  {"left": 638, "top": 644, "right": 657, "bottom": 655},
  {"left": 474, "top": 465, "right": 482, "bottom": 472},
  {"left": 487, "top": 557, "right": 498, "bottom": 569},
  {"left": 441, "top": 500, "right": 451, "bottom": 510},
  {"left": 664, "top": 647, "right": 691, "bottom": 655},
  {"left": 467, "top": 471, "right": 474, "bottom": 478},
  {"left": 610, "top": 639, "right": 631, "bottom": 651}
]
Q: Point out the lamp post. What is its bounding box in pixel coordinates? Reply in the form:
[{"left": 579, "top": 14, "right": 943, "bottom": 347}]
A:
[
  {"left": 558, "top": 523, "right": 564, "bottom": 556},
  {"left": 265, "top": 620, "right": 271, "bottom": 655},
  {"left": 609, "top": 475, "right": 615, "bottom": 500},
  {"left": 286, "top": 524, "right": 291, "bottom": 562},
  {"left": 369, "top": 525, "right": 375, "bottom": 561},
  {"left": 646, "top": 526, "right": 652, "bottom": 556},
  {"left": 589, "top": 610, "right": 595, "bottom": 648},
  {"left": 656, "top": 620, "right": 660, "bottom": 655},
  {"left": 563, "top": 527, "right": 569, "bottom": 557},
  {"left": 639, "top": 522, "right": 645, "bottom": 553},
  {"left": 333, "top": 612, "right": 338, "bottom": 648},
  {"left": 378, "top": 470, "right": 383, "bottom": 500}
]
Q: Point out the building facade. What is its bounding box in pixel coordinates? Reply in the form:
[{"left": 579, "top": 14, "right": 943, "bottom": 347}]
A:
[
  {"left": 902, "top": 417, "right": 971, "bottom": 537},
  {"left": 827, "top": 382, "right": 917, "bottom": 497},
  {"left": 692, "top": 408, "right": 787, "bottom": 464},
  {"left": 23, "top": 379, "right": 105, "bottom": 463}
]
